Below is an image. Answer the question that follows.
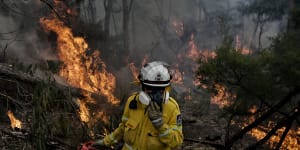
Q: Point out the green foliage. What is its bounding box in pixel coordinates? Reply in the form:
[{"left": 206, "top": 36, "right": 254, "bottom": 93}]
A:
[
  {"left": 270, "top": 32, "right": 300, "bottom": 88},
  {"left": 196, "top": 30, "right": 299, "bottom": 115}
]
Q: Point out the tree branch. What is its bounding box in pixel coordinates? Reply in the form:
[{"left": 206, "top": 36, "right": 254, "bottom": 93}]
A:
[
  {"left": 246, "top": 107, "right": 299, "bottom": 149},
  {"left": 40, "top": 0, "right": 63, "bottom": 21},
  {"left": 224, "top": 87, "right": 299, "bottom": 149}
]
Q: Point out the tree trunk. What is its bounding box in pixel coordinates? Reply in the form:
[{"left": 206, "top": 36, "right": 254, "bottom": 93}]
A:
[
  {"left": 104, "top": 0, "right": 113, "bottom": 39},
  {"left": 122, "top": 0, "right": 133, "bottom": 63},
  {"left": 287, "top": 0, "right": 300, "bottom": 32}
]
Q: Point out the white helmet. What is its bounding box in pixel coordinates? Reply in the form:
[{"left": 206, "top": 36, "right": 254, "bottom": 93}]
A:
[{"left": 138, "top": 61, "right": 172, "bottom": 87}]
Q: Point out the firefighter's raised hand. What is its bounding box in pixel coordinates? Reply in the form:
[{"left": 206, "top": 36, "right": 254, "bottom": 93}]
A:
[{"left": 148, "top": 101, "right": 163, "bottom": 129}]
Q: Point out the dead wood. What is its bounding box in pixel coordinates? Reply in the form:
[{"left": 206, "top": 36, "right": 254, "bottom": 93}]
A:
[
  {"left": 0, "top": 63, "right": 84, "bottom": 98},
  {"left": 184, "top": 138, "right": 225, "bottom": 149}
]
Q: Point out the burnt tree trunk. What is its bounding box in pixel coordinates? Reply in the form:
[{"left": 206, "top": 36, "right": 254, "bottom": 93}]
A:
[
  {"left": 122, "top": 0, "right": 133, "bottom": 63},
  {"left": 104, "top": 0, "right": 113, "bottom": 40}
]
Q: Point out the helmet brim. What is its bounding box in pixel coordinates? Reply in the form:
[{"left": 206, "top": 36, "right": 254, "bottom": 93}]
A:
[{"left": 143, "top": 82, "right": 170, "bottom": 87}]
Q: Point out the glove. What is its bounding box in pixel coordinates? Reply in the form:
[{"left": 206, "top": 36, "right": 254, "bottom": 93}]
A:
[
  {"left": 91, "top": 139, "right": 104, "bottom": 147},
  {"left": 148, "top": 101, "right": 163, "bottom": 129}
]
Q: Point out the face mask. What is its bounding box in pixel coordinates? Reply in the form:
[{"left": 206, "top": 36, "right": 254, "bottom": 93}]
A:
[
  {"left": 148, "top": 90, "right": 164, "bottom": 105},
  {"left": 138, "top": 90, "right": 170, "bottom": 106}
]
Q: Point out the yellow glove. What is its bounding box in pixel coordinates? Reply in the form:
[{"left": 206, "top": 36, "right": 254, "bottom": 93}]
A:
[{"left": 148, "top": 102, "right": 163, "bottom": 129}]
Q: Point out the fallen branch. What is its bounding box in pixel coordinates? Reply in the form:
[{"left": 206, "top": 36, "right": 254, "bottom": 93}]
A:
[
  {"left": 184, "top": 138, "right": 224, "bottom": 149},
  {"left": 0, "top": 63, "right": 83, "bottom": 97},
  {"left": 49, "top": 136, "right": 76, "bottom": 149},
  {"left": 1, "top": 128, "right": 26, "bottom": 140},
  {"left": 0, "top": 92, "right": 30, "bottom": 108}
]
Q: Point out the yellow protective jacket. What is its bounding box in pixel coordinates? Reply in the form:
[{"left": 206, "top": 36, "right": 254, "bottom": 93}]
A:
[{"left": 103, "top": 93, "right": 183, "bottom": 150}]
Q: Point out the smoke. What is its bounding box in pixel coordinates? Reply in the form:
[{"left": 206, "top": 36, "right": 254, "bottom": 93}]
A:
[
  {"left": 0, "top": 0, "right": 287, "bottom": 94},
  {"left": 0, "top": 0, "right": 55, "bottom": 64},
  {"left": 0, "top": 0, "right": 286, "bottom": 63},
  {"left": 125, "top": 0, "right": 279, "bottom": 53}
]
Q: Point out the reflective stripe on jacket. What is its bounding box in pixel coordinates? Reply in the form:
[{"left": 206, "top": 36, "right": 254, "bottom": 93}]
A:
[{"left": 103, "top": 93, "right": 183, "bottom": 150}]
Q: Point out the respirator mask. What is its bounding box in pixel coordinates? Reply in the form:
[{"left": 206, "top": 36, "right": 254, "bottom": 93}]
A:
[{"left": 138, "top": 86, "right": 169, "bottom": 106}]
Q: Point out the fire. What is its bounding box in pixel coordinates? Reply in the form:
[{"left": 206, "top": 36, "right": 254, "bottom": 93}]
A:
[
  {"left": 187, "top": 34, "right": 216, "bottom": 61},
  {"left": 248, "top": 105, "right": 257, "bottom": 114},
  {"left": 184, "top": 88, "right": 192, "bottom": 101},
  {"left": 212, "top": 89, "right": 299, "bottom": 149},
  {"left": 40, "top": 18, "right": 119, "bottom": 105},
  {"left": 200, "top": 50, "right": 217, "bottom": 59},
  {"left": 193, "top": 79, "right": 208, "bottom": 89},
  {"left": 210, "top": 84, "right": 232, "bottom": 108},
  {"left": 235, "top": 105, "right": 300, "bottom": 149},
  {"left": 187, "top": 34, "right": 201, "bottom": 60},
  {"left": 185, "top": 33, "right": 298, "bottom": 149},
  {"left": 245, "top": 122, "right": 300, "bottom": 149},
  {"left": 40, "top": 10, "right": 119, "bottom": 127},
  {"left": 171, "top": 64, "right": 183, "bottom": 84},
  {"left": 128, "top": 62, "right": 139, "bottom": 80},
  {"left": 128, "top": 55, "right": 150, "bottom": 84},
  {"left": 235, "top": 35, "right": 252, "bottom": 55},
  {"left": 77, "top": 99, "right": 90, "bottom": 123},
  {"left": 240, "top": 47, "right": 252, "bottom": 55},
  {"left": 7, "top": 110, "right": 22, "bottom": 129}
]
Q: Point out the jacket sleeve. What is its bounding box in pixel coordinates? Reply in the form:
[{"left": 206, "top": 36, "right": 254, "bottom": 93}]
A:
[
  {"left": 103, "top": 95, "right": 133, "bottom": 146},
  {"left": 157, "top": 99, "right": 183, "bottom": 148}
]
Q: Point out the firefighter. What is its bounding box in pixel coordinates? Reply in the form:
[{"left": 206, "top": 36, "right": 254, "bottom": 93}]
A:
[{"left": 91, "top": 61, "right": 183, "bottom": 150}]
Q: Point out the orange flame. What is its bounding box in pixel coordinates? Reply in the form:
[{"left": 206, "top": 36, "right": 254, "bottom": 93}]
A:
[
  {"left": 187, "top": 34, "right": 200, "bottom": 60},
  {"left": 184, "top": 88, "right": 192, "bottom": 101},
  {"left": 40, "top": 18, "right": 119, "bottom": 105},
  {"left": 245, "top": 121, "right": 300, "bottom": 149},
  {"left": 171, "top": 64, "right": 183, "bottom": 84},
  {"left": 235, "top": 35, "right": 252, "bottom": 55},
  {"left": 187, "top": 34, "right": 216, "bottom": 61},
  {"left": 193, "top": 79, "right": 208, "bottom": 89},
  {"left": 7, "top": 110, "right": 22, "bottom": 129},
  {"left": 248, "top": 105, "right": 257, "bottom": 114},
  {"left": 77, "top": 99, "right": 90, "bottom": 123},
  {"left": 40, "top": 15, "right": 119, "bottom": 127},
  {"left": 212, "top": 86, "right": 299, "bottom": 149},
  {"left": 128, "top": 62, "right": 139, "bottom": 80},
  {"left": 187, "top": 33, "right": 298, "bottom": 150},
  {"left": 210, "top": 84, "right": 232, "bottom": 108}
]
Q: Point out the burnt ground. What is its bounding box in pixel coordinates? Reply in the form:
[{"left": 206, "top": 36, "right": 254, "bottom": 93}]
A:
[
  {"left": 178, "top": 86, "right": 226, "bottom": 150},
  {"left": 175, "top": 85, "right": 266, "bottom": 150}
]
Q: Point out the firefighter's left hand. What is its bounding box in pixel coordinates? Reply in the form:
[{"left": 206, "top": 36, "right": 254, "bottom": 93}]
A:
[{"left": 148, "top": 102, "right": 163, "bottom": 129}]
